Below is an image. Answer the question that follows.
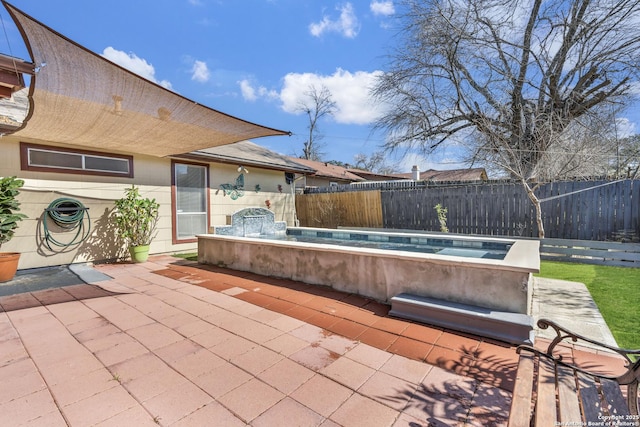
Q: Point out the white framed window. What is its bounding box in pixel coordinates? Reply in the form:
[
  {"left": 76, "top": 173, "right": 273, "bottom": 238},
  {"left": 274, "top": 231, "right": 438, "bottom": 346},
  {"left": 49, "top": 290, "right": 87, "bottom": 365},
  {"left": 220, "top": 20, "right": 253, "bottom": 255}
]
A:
[
  {"left": 172, "top": 161, "right": 209, "bottom": 242},
  {"left": 20, "top": 142, "right": 133, "bottom": 177}
]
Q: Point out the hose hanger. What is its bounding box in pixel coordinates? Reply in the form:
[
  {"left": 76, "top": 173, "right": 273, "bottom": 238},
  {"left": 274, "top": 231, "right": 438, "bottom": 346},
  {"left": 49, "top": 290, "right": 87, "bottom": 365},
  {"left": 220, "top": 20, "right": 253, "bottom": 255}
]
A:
[{"left": 43, "top": 198, "right": 91, "bottom": 250}]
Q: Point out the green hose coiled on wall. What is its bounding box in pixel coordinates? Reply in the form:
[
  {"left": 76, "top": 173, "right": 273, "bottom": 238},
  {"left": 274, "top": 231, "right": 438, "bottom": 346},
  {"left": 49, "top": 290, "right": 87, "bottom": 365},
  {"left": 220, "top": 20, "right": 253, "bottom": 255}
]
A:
[{"left": 43, "top": 198, "right": 91, "bottom": 250}]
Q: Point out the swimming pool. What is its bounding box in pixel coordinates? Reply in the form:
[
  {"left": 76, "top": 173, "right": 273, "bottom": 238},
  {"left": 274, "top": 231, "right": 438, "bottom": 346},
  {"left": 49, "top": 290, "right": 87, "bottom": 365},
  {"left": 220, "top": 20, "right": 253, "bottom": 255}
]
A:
[
  {"left": 199, "top": 226, "right": 538, "bottom": 311},
  {"left": 199, "top": 224, "right": 540, "bottom": 344}
]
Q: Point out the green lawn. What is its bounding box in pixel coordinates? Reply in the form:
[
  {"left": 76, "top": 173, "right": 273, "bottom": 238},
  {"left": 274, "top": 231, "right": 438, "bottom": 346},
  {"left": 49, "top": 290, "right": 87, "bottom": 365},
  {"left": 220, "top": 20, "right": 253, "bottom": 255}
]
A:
[
  {"left": 174, "top": 252, "right": 197, "bottom": 262},
  {"left": 537, "top": 261, "right": 640, "bottom": 350}
]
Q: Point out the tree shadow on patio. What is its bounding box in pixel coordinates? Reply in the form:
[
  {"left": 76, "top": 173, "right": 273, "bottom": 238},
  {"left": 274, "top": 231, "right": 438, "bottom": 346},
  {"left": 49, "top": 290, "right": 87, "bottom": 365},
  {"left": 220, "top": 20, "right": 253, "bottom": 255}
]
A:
[{"left": 379, "top": 347, "right": 515, "bottom": 426}]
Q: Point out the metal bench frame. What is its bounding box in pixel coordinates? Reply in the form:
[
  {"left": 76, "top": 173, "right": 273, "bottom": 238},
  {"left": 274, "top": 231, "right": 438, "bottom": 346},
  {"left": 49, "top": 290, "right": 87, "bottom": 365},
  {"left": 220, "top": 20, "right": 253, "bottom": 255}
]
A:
[{"left": 508, "top": 319, "right": 640, "bottom": 426}]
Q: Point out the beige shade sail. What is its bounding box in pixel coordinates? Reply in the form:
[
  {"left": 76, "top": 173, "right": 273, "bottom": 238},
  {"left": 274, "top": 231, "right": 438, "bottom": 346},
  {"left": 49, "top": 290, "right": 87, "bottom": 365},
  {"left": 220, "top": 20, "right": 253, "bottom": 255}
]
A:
[{"left": 3, "top": 2, "right": 289, "bottom": 157}]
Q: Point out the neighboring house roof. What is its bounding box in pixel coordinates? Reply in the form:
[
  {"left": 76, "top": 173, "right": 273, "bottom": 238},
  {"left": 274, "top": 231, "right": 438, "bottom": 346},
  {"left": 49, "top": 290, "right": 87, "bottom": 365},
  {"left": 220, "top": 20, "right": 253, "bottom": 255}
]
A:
[
  {"left": 175, "top": 140, "right": 316, "bottom": 174},
  {"left": 0, "top": 53, "right": 31, "bottom": 98},
  {"left": 288, "top": 158, "right": 365, "bottom": 182},
  {"left": 395, "top": 167, "right": 488, "bottom": 181},
  {"left": 3, "top": 2, "right": 288, "bottom": 157},
  {"left": 347, "top": 168, "right": 402, "bottom": 181}
]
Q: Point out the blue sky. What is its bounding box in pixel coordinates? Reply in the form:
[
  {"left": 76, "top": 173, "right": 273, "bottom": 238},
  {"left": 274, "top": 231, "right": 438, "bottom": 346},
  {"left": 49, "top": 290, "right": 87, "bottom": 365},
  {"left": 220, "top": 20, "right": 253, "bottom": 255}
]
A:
[
  {"left": 0, "top": 0, "right": 436, "bottom": 172},
  {"left": 1, "top": 1, "right": 639, "bottom": 174}
]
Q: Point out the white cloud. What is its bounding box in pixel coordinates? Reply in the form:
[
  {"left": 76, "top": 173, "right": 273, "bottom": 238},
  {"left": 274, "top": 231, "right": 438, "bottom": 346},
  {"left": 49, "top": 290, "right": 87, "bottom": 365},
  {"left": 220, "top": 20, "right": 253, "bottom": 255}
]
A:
[
  {"left": 616, "top": 117, "right": 637, "bottom": 138},
  {"left": 280, "top": 68, "right": 384, "bottom": 125},
  {"left": 238, "top": 79, "right": 279, "bottom": 102},
  {"left": 157, "top": 79, "right": 172, "bottom": 89},
  {"left": 239, "top": 79, "right": 257, "bottom": 101},
  {"left": 102, "top": 46, "right": 173, "bottom": 89},
  {"left": 238, "top": 69, "right": 387, "bottom": 125},
  {"left": 370, "top": 1, "right": 394, "bottom": 16},
  {"left": 191, "top": 60, "right": 210, "bottom": 83},
  {"left": 309, "top": 3, "right": 360, "bottom": 38}
]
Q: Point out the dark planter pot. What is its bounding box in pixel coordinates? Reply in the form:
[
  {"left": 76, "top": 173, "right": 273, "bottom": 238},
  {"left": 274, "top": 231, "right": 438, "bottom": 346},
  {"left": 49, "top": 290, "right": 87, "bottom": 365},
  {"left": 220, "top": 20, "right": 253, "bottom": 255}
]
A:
[{"left": 0, "top": 252, "right": 20, "bottom": 282}]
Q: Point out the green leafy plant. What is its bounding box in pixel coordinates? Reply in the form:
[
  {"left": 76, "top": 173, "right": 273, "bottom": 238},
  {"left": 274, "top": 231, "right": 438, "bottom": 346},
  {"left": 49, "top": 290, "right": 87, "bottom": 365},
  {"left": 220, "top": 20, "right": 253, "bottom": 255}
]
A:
[
  {"left": 0, "top": 176, "right": 27, "bottom": 249},
  {"left": 434, "top": 203, "right": 449, "bottom": 233},
  {"left": 114, "top": 186, "right": 160, "bottom": 247}
]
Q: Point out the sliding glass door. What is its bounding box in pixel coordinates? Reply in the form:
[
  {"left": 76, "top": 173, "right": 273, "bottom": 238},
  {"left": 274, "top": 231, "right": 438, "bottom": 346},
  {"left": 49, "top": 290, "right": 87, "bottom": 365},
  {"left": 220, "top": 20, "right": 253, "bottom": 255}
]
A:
[{"left": 173, "top": 162, "right": 208, "bottom": 241}]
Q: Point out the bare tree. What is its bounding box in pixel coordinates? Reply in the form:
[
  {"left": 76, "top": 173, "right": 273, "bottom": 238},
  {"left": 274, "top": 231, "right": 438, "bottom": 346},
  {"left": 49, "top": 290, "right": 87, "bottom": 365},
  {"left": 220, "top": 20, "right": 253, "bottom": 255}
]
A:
[
  {"left": 614, "top": 134, "right": 640, "bottom": 178},
  {"left": 373, "top": 0, "right": 640, "bottom": 237},
  {"left": 353, "top": 151, "right": 401, "bottom": 174},
  {"left": 297, "top": 85, "right": 336, "bottom": 161},
  {"left": 470, "top": 105, "right": 621, "bottom": 184}
]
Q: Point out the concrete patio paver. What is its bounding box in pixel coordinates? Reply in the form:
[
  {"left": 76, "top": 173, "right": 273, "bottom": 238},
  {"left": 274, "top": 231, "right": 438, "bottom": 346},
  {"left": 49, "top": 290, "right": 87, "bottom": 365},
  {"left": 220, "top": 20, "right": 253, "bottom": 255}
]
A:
[
  {"left": 217, "top": 377, "right": 285, "bottom": 423},
  {"left": 330, "top": 393, "right": 400, "bottom": 427},
  {"left": 320, "top": 356, "right": 376, "bottom": 390},
  {"left": 257, "top": 357, "right": 316, "bottom": 394},
  {"left": 357, "top": 371, "right": 418, "bottom": 411},
  {"left": 61, "top": 386, "right": 140, "bottom": 426},
  {"left": 252, "top": 397, "right": 325, "bottom": 427},
  {"left": 290, "top": 374, "right": 354, "bottom": 418},
  {"left": 0, "top": 388, "right": 66, "bottom": 426},
  {"left": 0, "top": 254, "right": 627, "bottom": 426}
]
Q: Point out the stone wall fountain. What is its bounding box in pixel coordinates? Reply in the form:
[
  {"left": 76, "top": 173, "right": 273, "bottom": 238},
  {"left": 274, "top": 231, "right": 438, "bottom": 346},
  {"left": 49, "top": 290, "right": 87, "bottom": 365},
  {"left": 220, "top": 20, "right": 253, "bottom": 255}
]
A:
[{"left": 211, "top": 207, "right": 286, "bottom": 237}]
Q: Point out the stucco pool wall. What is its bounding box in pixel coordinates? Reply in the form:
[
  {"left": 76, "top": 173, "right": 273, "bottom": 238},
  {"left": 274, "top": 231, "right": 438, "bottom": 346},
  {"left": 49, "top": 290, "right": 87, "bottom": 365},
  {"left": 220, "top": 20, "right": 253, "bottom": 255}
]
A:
[{"left": 198, "top": 227, "right": 540, "bottom": 315}]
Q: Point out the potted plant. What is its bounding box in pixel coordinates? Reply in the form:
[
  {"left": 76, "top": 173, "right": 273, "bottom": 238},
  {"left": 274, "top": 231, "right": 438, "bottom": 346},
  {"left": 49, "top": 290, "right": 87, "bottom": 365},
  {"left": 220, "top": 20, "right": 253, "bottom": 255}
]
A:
[
  {"left": 0, "top": 176, "right": 27, "bottom": 281},
  {"left": 114, "top": 185, "right": 160, "bottom": 263}
]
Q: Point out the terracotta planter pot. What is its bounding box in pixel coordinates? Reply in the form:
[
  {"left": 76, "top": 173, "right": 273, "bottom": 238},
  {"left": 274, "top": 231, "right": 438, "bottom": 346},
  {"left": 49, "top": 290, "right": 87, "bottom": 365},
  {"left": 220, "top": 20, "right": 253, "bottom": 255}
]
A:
[
  {"left": 0, "top": 252, "right": 20, "bottom": 282},
  {"left": 129, "top": 245, "right": 150, "bottom": 263}
]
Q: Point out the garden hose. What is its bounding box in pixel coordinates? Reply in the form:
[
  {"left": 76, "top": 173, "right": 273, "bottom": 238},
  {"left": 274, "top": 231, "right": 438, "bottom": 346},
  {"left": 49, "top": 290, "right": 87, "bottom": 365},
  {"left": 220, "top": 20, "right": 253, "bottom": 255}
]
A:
[{"left": 43, "top": 198, "right": 91, "bottom": 250}]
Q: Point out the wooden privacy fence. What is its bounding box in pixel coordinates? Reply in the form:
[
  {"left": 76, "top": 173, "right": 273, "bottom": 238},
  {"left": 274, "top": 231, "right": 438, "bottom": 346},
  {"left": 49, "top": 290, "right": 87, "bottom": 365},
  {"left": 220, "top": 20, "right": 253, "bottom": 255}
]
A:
[
  {"left": 295, "top": 190, "right": 383, "bottom": 228},
  {"left": 298, "top": 179, "right": 640, "bottom": 240}
]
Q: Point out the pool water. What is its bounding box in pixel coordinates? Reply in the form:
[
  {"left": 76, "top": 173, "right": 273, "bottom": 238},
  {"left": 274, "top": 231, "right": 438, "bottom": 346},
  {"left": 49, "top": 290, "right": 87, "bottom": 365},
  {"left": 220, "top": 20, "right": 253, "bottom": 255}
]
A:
[{"left": 262, "top": 229, "right": 510, "bottom": 260}]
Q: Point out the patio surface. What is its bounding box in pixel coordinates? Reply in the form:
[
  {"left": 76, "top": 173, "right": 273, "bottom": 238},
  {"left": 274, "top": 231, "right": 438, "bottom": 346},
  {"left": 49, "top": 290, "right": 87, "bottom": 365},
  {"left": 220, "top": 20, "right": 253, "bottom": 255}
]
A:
[{"left": 0, "top": 255, "right": 627, "bottom": 426}]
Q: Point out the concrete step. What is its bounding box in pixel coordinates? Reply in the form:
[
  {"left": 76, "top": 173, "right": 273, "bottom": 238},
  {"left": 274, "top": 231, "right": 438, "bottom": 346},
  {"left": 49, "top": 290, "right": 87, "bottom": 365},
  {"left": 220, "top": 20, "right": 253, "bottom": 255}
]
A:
[{"left": 389, "top": 293, "right": 534, "bottom": 345}]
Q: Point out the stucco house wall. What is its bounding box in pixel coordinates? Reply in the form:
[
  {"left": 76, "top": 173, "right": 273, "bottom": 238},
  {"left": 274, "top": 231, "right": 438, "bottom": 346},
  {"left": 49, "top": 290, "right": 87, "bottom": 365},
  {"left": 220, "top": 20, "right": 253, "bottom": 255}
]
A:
[
  {"left": 1, "top": 136, "right": 299, "bottom": 270},
  {"left": 209, "top": 163, "right": 296, "bottom": 227}
]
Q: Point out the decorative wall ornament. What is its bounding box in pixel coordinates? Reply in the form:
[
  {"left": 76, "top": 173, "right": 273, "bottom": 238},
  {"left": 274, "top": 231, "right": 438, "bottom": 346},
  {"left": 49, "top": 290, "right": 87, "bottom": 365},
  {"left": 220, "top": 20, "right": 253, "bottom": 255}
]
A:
[{"left": 219, "top": 173, "right": 245, "bottom": 200}]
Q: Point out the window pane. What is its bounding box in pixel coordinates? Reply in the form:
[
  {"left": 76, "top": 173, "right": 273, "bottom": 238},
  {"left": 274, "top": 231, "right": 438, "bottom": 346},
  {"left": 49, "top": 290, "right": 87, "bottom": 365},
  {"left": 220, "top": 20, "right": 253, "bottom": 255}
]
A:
[
  {"left": 176, "top": 213, "right": 207, "bottom": 239},
  {"left": 176, "top": 165, "right": 206, "bottom": 212},
  {"left": 29, "top": 149, "right": 82, "bottom": 169},
  {"left": 24, "top": 145, "right": 133, "bottom": 177},
  {"left": 85, "top": 155, "right": 130, "bottom": 173}
]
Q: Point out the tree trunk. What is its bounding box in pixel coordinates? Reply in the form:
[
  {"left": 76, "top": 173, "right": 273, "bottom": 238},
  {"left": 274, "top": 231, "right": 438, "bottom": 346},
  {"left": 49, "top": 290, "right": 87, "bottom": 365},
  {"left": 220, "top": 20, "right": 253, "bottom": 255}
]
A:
[{"left": 522, "top": 180, "right": 545, "bottom": 238}]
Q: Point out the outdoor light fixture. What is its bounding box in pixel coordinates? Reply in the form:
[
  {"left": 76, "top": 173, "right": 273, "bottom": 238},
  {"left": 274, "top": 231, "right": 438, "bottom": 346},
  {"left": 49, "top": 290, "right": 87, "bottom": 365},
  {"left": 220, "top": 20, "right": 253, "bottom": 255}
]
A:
[{"left": 237, "top": 166, "right": 249, "bottom": 174}]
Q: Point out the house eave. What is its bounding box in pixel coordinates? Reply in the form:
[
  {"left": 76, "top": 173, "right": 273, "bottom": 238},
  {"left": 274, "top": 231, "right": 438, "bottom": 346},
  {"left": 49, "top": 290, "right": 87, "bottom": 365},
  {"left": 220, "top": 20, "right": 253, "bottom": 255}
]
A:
[{"left": 172, "top": 152, "right": 316, "bottom": 174}]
